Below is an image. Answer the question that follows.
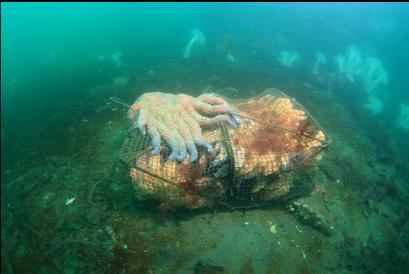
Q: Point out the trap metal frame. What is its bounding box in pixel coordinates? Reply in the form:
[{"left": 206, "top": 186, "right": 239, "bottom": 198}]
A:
[{"left": 119, "top": 88, "right": 329, "bottom": 209}]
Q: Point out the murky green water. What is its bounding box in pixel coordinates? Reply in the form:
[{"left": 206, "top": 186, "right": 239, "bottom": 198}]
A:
[{"left": 2, "top": 3, "right": 409, "bottom": 273}]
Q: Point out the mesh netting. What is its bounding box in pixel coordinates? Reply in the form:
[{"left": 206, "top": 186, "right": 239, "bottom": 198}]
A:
[{"left": 119, "top": 89, "right": 329, "bottom": 209}]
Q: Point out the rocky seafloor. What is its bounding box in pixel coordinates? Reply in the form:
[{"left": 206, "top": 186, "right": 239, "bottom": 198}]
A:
[{"left": 2, "top": 60, "right": 409, "bottom": 274}]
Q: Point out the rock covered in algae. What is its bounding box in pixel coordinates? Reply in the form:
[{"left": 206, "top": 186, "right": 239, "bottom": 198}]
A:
[{"left": 287, "top": 201, "right": 335, "bottom": 236}]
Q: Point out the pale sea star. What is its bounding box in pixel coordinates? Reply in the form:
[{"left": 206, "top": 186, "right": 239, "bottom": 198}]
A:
[{"left": 128, "top": 92, "right": 242, "bottom": 162}]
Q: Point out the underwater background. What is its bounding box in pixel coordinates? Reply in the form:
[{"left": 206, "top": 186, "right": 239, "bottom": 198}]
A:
[{"left": 2, "top": 2, "right": 409, "bottom": 273}]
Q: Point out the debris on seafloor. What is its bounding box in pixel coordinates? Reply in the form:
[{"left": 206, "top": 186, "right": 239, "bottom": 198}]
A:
[
  {"left": 270, "top": 224, "right": 278, "bottom": 234},
  {"left": 65, "top": 197, "right": 76, "bottom": 205},
  {"left": 194, "top": 260, "right": 224, "bottom": 274}
]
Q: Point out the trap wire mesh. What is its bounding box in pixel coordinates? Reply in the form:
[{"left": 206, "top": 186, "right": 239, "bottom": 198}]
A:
[{"left": 119, "top": 89, "right": 329, "bottom": 209}]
